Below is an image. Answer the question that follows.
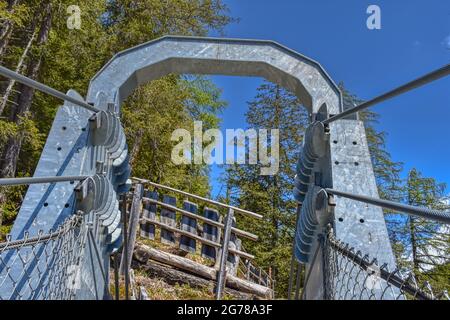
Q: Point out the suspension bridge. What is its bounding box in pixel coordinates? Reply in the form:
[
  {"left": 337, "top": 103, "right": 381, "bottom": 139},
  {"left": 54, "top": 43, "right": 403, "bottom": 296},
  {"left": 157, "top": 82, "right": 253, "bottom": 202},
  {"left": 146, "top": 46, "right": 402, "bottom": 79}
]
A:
[{"left": 0, "top": 36, "right": 448, "bottom": 300}]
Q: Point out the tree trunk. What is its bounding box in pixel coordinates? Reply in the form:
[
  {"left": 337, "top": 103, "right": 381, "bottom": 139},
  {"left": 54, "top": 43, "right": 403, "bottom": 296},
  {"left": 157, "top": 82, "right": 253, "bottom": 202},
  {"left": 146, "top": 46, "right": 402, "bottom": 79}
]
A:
[
  {"left": 134, "top": 244, "right": 273, "bottom": 298},
  {"left": 0, "top": 28, "right": 37, "bottom": 115},
  {"left": 129, "top": 129, "right": 143, "bottom": 166},
  {"left": 410, "top": 216, "right": 419, "bottom": 271},
  {"left": 0, "top": 1, "right": 52, "bottom": 178},
  {"left": 407, "top": 184, "right": 419, "bottom": 272},
  {"left": 0, "top": 0, "right": 20, "bottom": 61}
]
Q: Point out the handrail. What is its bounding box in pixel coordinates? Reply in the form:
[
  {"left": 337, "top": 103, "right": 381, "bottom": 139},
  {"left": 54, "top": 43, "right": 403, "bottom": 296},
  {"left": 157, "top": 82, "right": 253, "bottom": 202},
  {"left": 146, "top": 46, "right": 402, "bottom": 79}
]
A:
[
  {"left": 140, "top": 217, "right": 255, "bottom": 260},
  {"left": 0, "top": 175, "right": 90, "bottom": 186},
  {"left": 325, "top": 188, "right": 450, "bottom": 224},
  {"left": 133, "top": 177, "right": 263, "bottom": 219},
  {"left": 143, "top": 197, "right": 258, "bottom": 241},
  {"left": 0, "top": 65, "right": 100, "bottom": 113},
  {"left": 323, "top": 64, "right": 450, "bottom": 124}
]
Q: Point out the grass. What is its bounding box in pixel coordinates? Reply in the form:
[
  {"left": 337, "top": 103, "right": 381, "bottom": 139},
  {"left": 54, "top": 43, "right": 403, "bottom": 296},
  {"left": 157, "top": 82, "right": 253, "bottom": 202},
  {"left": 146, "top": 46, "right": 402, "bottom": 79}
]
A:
[
  {"left": 138, "top": 230, "right": 217, "bottom": 267},
  {"left": 110, "top": 270, "right": 235, "bottom": 300}
]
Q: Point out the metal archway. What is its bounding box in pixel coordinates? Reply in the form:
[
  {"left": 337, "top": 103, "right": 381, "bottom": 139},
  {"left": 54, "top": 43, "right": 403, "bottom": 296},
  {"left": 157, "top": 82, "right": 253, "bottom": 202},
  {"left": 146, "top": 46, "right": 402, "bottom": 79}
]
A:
[{"left": 87, "top": 36, "right": 341, "bottom": 116}]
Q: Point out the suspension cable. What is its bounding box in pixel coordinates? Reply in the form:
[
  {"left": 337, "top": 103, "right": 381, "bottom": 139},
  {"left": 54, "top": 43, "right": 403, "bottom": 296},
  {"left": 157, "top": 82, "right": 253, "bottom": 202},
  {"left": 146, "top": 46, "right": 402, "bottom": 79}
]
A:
[
  {"left": 0, "top": 175, "right": 90, "bottom": 186},
  {"left": 323, "top": 64, "right": 450, "bottom": 124},
  {"left": 0, "top": 65, "right": 100, "bottom": 113},
  {"left": 325, "top": 188, "right": 450, "bottom": 224}
]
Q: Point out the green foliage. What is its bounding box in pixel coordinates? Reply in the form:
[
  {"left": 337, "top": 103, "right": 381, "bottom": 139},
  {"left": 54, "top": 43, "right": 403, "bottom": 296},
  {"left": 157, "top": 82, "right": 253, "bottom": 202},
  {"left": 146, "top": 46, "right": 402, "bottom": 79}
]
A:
[
  {"left": 223, "top": 81, "right": 309, "bottom": 298},
  {"left": 0, "top": 119, "right": 18, "bottom": 145},
  {"left": 0, "top": 1, "right": 30, "bottom": 27},
  {"left": 390, "top": 168, "right": 449, "bottom": 291},
  {"left": 121, "top": 75, "right": 226, "bottom": 197},
  {"left": 103, "top": 0, "right": 234, "bottom": 50},
  {"left": 339, "top": 83, "right": 404, "bottom": 202},
  {"left": 0, "top": 0, "right": 233, "bottom": 234},
  {"left": 0, "top": 184, "right": 27, "bottom": 239}
]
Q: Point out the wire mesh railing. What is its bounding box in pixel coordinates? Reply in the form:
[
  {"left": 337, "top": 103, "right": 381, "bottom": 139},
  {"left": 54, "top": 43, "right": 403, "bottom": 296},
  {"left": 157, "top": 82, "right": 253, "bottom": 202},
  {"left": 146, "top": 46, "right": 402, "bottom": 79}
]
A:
[
  {"left": 0, "top": 213, "right": 87, "bottom": 300},
  {"left": 323, "top": 226, "right": 449, "bottom": 300}
]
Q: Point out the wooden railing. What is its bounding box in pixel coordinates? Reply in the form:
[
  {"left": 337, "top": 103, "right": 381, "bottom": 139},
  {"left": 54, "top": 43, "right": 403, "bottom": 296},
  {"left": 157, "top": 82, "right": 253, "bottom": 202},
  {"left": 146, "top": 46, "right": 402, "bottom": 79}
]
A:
[
  {"left": 129, "top": 178, "right": 273, "bottom": 299},
  {"left": 239, "top": 252, "right": 274, "bottom": 291}
]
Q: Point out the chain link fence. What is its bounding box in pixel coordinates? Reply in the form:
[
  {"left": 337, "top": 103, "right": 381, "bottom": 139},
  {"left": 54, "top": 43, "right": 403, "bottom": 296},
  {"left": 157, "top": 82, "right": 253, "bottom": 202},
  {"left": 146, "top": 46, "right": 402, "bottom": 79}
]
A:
[
  {"left": 323, "top": 226, "right": 449, "bottom": 300},
  {"left": 0, "top": 214, "right": 87, "bottom": 300}
]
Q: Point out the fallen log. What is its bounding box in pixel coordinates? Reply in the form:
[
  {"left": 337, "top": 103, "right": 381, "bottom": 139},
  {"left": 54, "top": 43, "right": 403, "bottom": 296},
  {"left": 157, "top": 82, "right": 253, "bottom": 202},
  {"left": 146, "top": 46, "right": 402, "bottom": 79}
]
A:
[
  {"left": 138, "top": 260, "right": 256, "bottom": 300},
  {"left": 134, "top": 244, "right": 273, "bottom": 298}
]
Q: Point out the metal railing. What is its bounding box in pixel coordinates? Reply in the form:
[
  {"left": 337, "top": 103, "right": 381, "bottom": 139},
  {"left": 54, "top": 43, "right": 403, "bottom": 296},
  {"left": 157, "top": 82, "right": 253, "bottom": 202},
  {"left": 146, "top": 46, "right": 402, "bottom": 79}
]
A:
[
  {"left": 325, "top": 188, "right": 450, "bottom": 224},
  {"left": 323, "top": 64, "right": 450, "bottom": 124},
  {"left": 0, "top": 214, "right": 87, "bottom": 300},
  {"left": 0, "top": 175, "right": 90, "bottom": 186},
  {"left": 323, "top": 226, "right": 449, "bottom": 300},
  {"left": 0, "top": 66, "right": 99, "bottom": 112}
]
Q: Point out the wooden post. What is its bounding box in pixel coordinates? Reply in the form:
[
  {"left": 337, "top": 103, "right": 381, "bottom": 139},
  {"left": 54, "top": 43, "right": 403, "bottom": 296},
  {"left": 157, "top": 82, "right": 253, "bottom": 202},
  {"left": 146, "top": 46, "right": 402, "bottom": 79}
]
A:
[
  {"left": 120, "top": 193, "right": 129, "bottom": 300},
  {"left": 113, "top": 251, "right": 120, "bottom": 300},
  {"left": 129, "top": 269, "right": 138, "bottom": 300},
  {"left": 179, "top": 200, "right": 198, "bottom": 253},
  {"left": 227, "top": 217, "right": 240, "bottom": 276},
  {"left": 288, "top": 205, "right": 301, "bottom": 300},
  {"left": 139, "top": 286, "right": 150, "bottom": 300},
  {"left": 294, "top": 262, "right": 302, "bottom": 300},
  {"left": 201, "top": 207, "right": 219, "bottom": 261},
  {"left": 120, "top": 184, "right": 143, "bottom": 275},
  {"left": 215, "top": 208, "right": 234, "bottom": 300},
  {"left": 160, "top": 195, "right": 176, "bottom": 245},
  {"left": 245, "top": 260, "right": 251, "bottom": 280},
  {"left": 140, "top": 190, "right": 157, "bottom": 239}
]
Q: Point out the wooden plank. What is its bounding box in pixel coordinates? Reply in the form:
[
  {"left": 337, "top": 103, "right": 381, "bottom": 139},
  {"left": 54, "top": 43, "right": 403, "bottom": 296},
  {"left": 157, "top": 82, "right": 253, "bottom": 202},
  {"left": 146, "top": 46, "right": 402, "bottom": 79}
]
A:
[
  {"left": 179, "top": 201, "right": 198, "bottom": 253},
  {"left": 120, "top": 184, "right": 143, "bottom": 276},
  {"left": 160, "top": 195, "right": 176, "bottom": 245},
  {"left": 143, "top": 197, "right": 258, "bottom": 241},
  {"left": 133, "top": 178, "right": 263, "bottom": 219},
  {"left": 140, "top": 217, "right": 255, "bottom": 260},
  {"left": 140, "top": 190, "right": 157, "bottom": 239},
  {"left": 201, "top": 207, "right": 219, "bottom": 261}
]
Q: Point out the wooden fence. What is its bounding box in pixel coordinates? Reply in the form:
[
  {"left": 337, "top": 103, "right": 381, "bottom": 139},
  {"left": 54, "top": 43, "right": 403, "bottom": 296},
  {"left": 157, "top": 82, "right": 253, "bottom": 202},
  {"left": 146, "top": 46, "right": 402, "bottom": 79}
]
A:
[{"left": 128, "top": 178, "right": 274, "bottom": 299}]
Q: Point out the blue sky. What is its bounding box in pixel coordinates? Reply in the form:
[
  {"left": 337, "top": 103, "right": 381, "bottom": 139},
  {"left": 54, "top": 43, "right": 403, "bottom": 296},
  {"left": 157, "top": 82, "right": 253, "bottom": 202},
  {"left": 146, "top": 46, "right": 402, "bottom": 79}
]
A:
[{"left": 206, "top": 0, "right": 450, "bottom": 198}]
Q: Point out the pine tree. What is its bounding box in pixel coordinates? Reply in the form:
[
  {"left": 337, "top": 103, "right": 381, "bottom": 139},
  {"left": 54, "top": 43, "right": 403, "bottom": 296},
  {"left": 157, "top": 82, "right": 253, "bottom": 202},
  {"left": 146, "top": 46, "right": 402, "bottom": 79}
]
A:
[
  {"left": 395, "top": 169, "right": 449, "bottom": 291},
  {"left": 338, "top": 85, "right": 449, "bottom": 292},
  {"left": 223, "top": 81, "right": 309, "bottom": 297},
  {"left": 339, "top": 83, "right": 404, "bottom": 201},
  {"left": 0, "top": 0, "right": 234, "bottom": 236}
]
